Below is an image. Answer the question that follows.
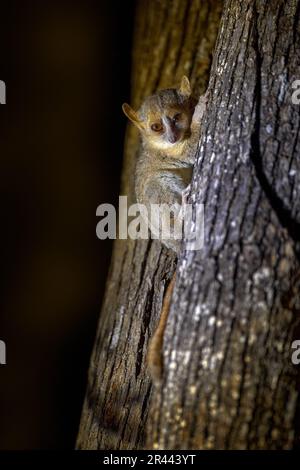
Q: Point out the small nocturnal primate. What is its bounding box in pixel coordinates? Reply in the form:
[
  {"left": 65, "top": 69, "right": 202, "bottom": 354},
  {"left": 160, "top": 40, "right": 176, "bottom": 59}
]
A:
[{"left": 122, "top": 77, "right": 207, "bottom": 382}]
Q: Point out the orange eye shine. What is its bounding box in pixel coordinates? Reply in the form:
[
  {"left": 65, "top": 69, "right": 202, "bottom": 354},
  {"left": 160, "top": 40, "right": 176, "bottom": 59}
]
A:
[{"left": 151, "top": 122, "right": 163, "bottom": 132}]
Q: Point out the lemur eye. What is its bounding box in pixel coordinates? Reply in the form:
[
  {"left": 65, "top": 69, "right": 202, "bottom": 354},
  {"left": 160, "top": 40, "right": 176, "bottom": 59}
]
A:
[
  {"left": 151, "top": 122, "right": 163, "bottom": 132},
  {"left": 173, "top": 113, "right": 182, "bottom": 122}
]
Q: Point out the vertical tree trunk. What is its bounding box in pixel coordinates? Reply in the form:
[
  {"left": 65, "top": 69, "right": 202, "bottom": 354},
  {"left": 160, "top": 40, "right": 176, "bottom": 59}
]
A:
[
  {"left": 77, "top": 0, "right": 222, "bottom": 450},
  {"left": 149, "top": 0, "right": 300, "bottom": 450},
  {"left": 77, "top": 0, "right": 300, "bottom": 450}
]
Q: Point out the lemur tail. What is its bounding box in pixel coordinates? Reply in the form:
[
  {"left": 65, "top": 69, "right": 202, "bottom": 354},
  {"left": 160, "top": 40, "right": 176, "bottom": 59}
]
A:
[{"left": 147, "top": 272, "right": 176, "bottom": 384}]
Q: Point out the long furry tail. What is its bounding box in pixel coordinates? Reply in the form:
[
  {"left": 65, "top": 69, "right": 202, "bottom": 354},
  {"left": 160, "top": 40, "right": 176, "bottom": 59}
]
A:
[{"left": 147, "top": 273, "right": 176, "bottom": 384}]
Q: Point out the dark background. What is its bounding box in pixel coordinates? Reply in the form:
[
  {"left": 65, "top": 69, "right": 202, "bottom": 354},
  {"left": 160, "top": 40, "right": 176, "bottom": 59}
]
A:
[{"left": 0, "top": 0, "right": 135, "bottom": 449}]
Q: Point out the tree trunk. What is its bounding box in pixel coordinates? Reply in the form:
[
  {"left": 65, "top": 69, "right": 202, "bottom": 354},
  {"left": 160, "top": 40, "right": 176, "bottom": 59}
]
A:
[{"left": 77, "top": 0, "right": 300, "bottom": 450}]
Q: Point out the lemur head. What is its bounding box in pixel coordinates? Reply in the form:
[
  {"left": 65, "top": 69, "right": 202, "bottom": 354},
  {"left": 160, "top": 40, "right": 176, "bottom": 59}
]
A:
[{"left": 122, "top": 76, "right": 196, "bottom": 151}]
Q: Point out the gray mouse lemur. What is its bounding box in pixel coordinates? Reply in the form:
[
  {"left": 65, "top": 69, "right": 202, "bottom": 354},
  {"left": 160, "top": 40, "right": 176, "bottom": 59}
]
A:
[{"left": 122, "top": 76, "right": 207, "bottom": 383}]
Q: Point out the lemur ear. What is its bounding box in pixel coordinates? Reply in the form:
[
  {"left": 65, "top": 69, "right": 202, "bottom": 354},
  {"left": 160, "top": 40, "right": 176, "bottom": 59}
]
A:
[
  {"left": 179, "top": 76, "right": 191, "bottom": 98},
  {"left": 122, "top": 103, "right": 143, "bottom": 130}
]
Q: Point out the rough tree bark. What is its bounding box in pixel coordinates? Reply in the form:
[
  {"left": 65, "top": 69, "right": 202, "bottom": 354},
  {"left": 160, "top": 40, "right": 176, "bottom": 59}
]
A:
[{"left": 77, "top": 0, "right": 300, "bottom": 450}]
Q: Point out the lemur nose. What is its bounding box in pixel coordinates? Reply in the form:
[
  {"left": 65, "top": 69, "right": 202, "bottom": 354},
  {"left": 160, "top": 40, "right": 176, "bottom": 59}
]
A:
[
  {"left": 168, "top": 134, "right": 177, "bottom": 143},
  {"left": 162, "top": 116, "right": 178, "bottom": 143}
]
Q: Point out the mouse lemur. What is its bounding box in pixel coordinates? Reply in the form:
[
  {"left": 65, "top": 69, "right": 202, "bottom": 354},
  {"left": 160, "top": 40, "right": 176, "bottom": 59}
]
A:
[{"left": 123, "top": 77, "right": 208, "bottom": 382}]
